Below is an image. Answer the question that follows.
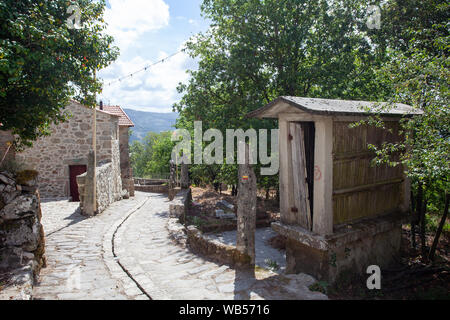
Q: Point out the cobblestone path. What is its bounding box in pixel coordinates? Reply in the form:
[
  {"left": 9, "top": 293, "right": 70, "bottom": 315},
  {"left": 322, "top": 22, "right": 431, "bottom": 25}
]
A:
[
  {"left": 116, "top": 193, "right": 327, "bottom": 300},
  {"left": 33, "top": 193, "right": 150, "bottom": 300},
  {"left": 34, "top": 192, "right": 327, "bottom": 300}
]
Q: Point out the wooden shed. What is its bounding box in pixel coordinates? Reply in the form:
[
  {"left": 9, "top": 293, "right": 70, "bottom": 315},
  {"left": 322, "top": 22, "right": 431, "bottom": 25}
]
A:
[{"left": 248, "top": 96, "right": 420, "bottom": 282}]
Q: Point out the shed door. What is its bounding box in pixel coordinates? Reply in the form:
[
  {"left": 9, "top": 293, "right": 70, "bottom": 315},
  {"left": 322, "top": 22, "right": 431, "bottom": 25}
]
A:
[
  {"left": 289, "top": 123, "right": 314, "bottom": 230},
  {"left": 69, "top": 165, "right": 87, "bottom": 202}
]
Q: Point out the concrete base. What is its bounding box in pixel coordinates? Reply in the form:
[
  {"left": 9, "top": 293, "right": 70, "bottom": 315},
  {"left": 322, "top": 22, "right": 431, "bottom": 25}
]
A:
[{"left": 272, "top": 213, "right": 407, "bottom": 283}]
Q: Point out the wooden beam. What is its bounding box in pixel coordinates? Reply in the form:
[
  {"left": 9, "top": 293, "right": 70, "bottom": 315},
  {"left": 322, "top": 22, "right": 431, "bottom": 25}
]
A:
[
  {"left": 333, "top": 178, "right": 404, "bottom": 196},
  {"left": 312, "top": 119, "right": 333, "bottom": 235}
]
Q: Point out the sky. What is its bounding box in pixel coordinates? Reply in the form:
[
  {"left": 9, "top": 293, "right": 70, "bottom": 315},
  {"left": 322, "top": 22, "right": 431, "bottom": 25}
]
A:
[{"left": 97, "top": 0, "right": 210, "bottom": 113}]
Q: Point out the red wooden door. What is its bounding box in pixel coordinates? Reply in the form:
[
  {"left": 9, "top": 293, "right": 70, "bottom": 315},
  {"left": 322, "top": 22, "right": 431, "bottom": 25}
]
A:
[{"left": 69, "top": 165, "right": 87, "bottom": 202}]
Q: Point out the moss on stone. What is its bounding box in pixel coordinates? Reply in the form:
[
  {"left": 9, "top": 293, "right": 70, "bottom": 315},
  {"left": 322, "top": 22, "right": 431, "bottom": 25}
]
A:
[{"left": 16, "top": 170, "right": 38, "bottom": 185}]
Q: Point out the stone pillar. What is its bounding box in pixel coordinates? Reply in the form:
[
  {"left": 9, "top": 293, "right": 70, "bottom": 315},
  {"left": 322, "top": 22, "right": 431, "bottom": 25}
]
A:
[
  {"left": 169, "top": 160, "right": 176, "bottom": 190},
  {"left": 168, "top": 159, "right": 177, "bottom": 200},
  {"left": 236, "top": 143, "right": 257, "bottom": 266},
  {"left": 180, "top": 163, "right": 189, "bottom": 189},
  {"left": 83, "top": 151, "right": 96, "bottom": 216}
]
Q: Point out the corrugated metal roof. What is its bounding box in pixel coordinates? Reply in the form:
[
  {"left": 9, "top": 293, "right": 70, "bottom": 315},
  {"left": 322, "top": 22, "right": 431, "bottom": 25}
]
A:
[
  {"left": 247, "top": 96, "right": 421, "bottom": 118},
  {"left": 99, "top": 105, "right": 135, "bottom": 127}
]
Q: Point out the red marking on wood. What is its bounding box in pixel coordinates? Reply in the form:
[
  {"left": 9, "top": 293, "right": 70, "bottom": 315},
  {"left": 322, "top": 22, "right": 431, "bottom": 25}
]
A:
[{"left": 314, "top": 165, "right": 322, "bottom": 181}]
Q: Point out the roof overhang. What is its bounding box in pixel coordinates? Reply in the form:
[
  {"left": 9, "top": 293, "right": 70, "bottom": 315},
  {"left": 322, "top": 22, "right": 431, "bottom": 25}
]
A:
[{"left": 247, "top": 96, "right": 422, "bottom": 119}]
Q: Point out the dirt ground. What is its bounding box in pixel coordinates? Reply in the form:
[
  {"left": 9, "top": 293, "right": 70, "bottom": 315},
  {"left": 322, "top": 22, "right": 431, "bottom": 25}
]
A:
[
  {"left": 187, "top": 187, "right": 279, "bottom": 232},
  {"left": 189, "top": 187, "right": 449, "bottom": 299},
  {"left": 327, "top": 228, "right": 449, "bottom": 300}
]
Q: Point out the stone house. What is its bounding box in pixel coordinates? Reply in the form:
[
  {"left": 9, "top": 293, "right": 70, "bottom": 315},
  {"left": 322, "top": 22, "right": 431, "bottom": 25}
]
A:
[
  {"left": 0, "top": 100, "right": 134, "bottom": 200},
  {"left": 99, "top": 104, "right": 135, "bottom": 197}
]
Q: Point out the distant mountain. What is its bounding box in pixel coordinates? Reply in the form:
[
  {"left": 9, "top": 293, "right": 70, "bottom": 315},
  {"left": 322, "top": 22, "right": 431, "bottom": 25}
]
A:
[{"left": 123, "top": 109, "right": 178, "bottom": 142}]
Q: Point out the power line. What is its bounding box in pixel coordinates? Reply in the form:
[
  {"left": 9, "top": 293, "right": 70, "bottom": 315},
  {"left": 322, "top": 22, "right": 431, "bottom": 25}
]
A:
[{"left": 103, "top": 49, "right": 186, "bottom": 87}]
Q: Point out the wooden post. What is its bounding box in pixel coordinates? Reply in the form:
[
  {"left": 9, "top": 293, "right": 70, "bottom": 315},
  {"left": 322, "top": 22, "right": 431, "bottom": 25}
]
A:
[
  {"left": 312, "top": 119, "right": 333, "bottom": 235},
  {"left": 236, "top": 143, "right": 257, "bottom": 266}
]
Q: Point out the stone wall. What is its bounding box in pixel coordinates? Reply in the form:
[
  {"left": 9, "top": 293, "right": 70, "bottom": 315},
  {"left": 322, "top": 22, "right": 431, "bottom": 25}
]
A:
[
  {"left": 166, "top": 188, "right": 251, "bottom": 267},
  {"left": 77, "top": 140, "right": 123, "bottom": 215},
  {"left": 15, "top": 101, "right": 120, "bottom": 198},
  {"left": 135, "top": 184, "right": 169, "bottom": 194},
  {"left": 186, "top": 226, "right": 252, "bottom": 267},
  {"left": 272, "top": 212, "right": 406, "bottom": 283},
  {"left": 169, "top": 188, "right": 191, "bottom": 219},
  {"left": 0, "top": 171, "right": 46, "bottom": 300},
  {"left": 119, "top": 127, "right": 134, "bottom": 196}
]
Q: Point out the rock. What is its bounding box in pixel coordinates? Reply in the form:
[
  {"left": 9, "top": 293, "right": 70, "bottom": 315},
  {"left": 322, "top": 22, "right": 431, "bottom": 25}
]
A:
[
  {"left": 0, "top": 195, "right": 38, "bottom": 221},
  {"left": 215, "top": 209, "right": 236, "bottom": 220},
  {"left": 0, "top": 173, "right": 15, "bottom": 186},
  {"left": 121, "top": 189, "right": 129, "bottom": 199},
  {"left": 1, "top": 189, "right": 20, "bottom": 204},
  {"left": 0, "top": 216, "right": 41, "bottom": 252},
  {"left": 0, "top": 247, "right": 25, "bottom": 270},
  {"left": 216, "top": 200, "right": 234, "bottom": 212},
  {"left": 16, "top": 170, "right": 38, "bottom": 187}
]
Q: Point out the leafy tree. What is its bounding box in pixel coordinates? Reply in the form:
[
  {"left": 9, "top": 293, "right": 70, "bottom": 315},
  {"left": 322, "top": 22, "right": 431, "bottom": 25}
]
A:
[
  {"left": 146, "top": 131, "right": 175, "bottom": 176},
  {"left": 174, "top": 0, "right": 382, "bottom": 191},
  {"left": 0, "top": 0, "right": 119, "bottom": 146},
  {"left": 130, "top": 131, "right": 175, "bottom": 178},
  {"left": 360, "top": 0, "right": 449, "bottom": 258},
  {"left": 130, "top": 132, "right": 160, "bottom": 177}
]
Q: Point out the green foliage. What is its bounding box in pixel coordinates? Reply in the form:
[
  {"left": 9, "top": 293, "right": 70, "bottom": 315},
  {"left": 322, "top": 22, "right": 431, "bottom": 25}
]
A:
[
  {"left": 0, "top": 0, "right": 119, "bottom": 146},
  {"left": 264, "top": 259, "right": 280, "bottom": 271},
  {"left": 174, "top": 0, "right": 389, "bottom": 188},
  {"left": 308, "top": 281, "right": 329, "bottom": 294},
  {"left": 130, "top": 131, "right": 175, "bottom": 178},
  {"left": 356, "top": 1, "right": 449, "bottom": 215}
]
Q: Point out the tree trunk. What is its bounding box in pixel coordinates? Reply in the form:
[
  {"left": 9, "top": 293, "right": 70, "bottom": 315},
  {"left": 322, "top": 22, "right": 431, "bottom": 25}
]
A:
[
  {"left": 428, "top": 193, "right": 449, "bottom": 261},
  {"left": 410, "top": 191, "right": 416, "bottom": 248},
  {"left": 420, "top": 197, "right": 428, "bottom": 257},
  {"left": 412, "top": 182, "right": 424, "bottom": 249}
]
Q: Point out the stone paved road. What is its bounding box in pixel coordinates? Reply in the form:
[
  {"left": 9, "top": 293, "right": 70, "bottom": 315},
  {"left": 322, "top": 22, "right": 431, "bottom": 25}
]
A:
[
  {"left": 116, "top": 193, "right": 327, "bottom": 300},
  {"left": 34, "top": 193, "right": 150, "bottom": 300},
  {"left": 34, "top": 192, "right": 327, "bottom": 300}
]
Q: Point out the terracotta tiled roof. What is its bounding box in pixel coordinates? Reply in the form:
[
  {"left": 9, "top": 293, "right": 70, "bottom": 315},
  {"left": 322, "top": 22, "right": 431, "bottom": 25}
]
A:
[{"left": 99, "top": 105, "right": 134, "bottom": 127}]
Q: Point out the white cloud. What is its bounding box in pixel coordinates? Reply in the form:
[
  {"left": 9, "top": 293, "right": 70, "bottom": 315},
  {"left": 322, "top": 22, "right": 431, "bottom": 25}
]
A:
[
  {"left": 99, "top": 49, "right": 194, "bottom": 112},
  {"left": 104, "top": 0, "right": 170, "bottom": 50}
]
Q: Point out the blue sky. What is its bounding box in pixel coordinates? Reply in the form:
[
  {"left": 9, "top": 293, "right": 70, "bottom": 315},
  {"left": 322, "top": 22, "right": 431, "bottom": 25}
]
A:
[{"left": 98, "top": 0, "right": 210, "bottom": 112}]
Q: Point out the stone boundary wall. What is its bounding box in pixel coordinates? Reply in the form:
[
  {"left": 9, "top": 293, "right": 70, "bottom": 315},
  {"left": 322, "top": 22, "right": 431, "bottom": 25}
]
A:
[
  {"left": 134, "top": 184, "right": 168, "bottom": 194},
  {"left": 134, "top": 178, "right": 168, "bottom": 186},
  {"left": 166, "top": 188, "right": 251, "bottom": 267},
  {"left": 77, "top": 140, "right": 123, "bottom": 215},
  {"left": 77, "top": 162, "right": 123, "bottom": 215},
  {"left": 0, "top": 171, "right": 46, "bottom": 300}
]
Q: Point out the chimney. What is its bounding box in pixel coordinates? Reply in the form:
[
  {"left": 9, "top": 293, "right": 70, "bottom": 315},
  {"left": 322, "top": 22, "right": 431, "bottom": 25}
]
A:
[{"left": 100, "top": 100, "right": 103, "bottom": 110}]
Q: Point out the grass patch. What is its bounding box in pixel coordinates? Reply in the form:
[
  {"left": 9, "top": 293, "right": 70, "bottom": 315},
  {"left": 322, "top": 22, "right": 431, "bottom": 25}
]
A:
[{"left": 309, "top": 281, "right": 329, "bottom": 294}]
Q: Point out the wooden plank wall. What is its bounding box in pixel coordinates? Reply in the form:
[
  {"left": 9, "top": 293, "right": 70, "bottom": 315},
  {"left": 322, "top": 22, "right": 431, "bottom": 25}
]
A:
[{"left": 332, "top": 121, "right": 404, "bottom": 224}]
